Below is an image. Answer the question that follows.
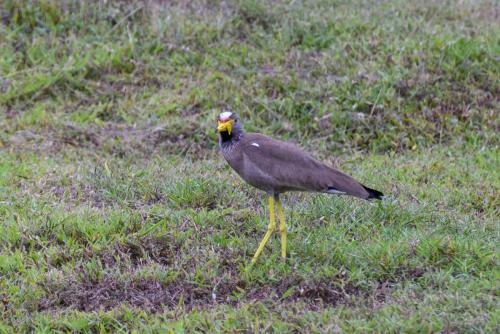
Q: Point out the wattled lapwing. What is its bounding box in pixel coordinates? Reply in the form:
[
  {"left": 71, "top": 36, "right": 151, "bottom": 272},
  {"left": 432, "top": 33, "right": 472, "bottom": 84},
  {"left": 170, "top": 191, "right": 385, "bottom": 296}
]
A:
[{"left": 217, "top": 111, "right": 384, "bottom": 264}]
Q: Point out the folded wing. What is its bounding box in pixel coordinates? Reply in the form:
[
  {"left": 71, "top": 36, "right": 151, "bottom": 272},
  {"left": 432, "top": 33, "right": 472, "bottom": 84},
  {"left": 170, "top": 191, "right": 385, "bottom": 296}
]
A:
[{"left": 241, "top": 133, "right": 376, "bottom": 199}]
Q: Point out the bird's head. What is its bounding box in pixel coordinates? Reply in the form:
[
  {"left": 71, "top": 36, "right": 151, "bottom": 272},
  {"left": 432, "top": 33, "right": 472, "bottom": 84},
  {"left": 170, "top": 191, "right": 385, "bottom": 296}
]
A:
[{"left": 217, "top": 111, "right": 237, "bottom": 135}]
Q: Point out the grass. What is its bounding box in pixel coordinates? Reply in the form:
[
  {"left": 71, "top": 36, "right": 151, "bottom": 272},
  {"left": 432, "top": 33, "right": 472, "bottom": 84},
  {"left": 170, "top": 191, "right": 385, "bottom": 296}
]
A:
[{"left": 0, "top": 0, "right": 499, "bottom": 332}]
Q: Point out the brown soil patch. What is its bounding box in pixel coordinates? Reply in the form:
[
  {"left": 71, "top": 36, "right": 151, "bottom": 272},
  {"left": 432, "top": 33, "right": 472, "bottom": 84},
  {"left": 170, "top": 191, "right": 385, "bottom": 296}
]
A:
[
  {"left": 5, "top": 122, "right": 211, "bottom": 158},
  {"left": 36, "top": 237, "right": 425, "bottom": 313},
  {"left": 37, "top": 238, "right": 365, "bottom": 313},
  {"left": 38, "top": 273, "right": 361, "bottom": 313}
]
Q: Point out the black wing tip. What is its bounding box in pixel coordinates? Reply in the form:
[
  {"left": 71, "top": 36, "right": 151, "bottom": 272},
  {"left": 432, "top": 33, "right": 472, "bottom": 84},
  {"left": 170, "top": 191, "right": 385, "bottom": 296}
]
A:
[{"left": 363, "top": 185, "right": 384, "bottom": 200}]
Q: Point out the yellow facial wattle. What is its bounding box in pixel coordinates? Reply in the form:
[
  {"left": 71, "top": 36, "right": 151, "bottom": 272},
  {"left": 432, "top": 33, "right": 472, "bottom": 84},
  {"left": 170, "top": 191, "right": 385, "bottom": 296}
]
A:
[{"left": 217, "top": 119, "right": 233, "bottom": 135}]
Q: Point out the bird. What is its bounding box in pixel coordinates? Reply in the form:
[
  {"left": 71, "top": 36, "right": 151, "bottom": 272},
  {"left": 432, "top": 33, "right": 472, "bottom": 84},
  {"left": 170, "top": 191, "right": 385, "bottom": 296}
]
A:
[{"left": 217, "top": 111, "right": 384, "bottom": 264}]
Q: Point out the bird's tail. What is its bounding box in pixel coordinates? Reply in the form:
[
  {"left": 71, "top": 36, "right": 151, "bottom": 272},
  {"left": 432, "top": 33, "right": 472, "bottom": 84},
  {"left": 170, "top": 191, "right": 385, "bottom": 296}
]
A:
[{"left": 362, "top": 185, "right": 384, "bottom": 200}]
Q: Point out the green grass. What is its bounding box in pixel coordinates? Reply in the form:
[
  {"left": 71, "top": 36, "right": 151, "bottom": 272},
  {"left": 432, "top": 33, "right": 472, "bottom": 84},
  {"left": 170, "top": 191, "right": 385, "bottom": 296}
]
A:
[{"left": 0, "top": 0, "right": 499, "bottom": 332}]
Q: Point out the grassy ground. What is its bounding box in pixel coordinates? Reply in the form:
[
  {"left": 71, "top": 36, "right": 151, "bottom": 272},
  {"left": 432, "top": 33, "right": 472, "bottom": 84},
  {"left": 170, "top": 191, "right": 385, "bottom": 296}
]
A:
[{"left": 0, "top": 0, "right": 499, "bottom": 332}]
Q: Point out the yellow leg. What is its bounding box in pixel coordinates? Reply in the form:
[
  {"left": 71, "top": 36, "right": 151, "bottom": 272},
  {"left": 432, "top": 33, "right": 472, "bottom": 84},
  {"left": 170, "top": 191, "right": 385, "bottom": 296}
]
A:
[
  {"left": 251, "top": 196, "right": 276, "bottom": 264},
  {"left": 276, "top": 195, "right": 287, "bottom": 259}
]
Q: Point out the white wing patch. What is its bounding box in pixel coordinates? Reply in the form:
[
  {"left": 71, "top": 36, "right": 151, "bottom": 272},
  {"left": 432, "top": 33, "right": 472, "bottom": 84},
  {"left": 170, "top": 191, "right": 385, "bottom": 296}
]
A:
[
  {"left": 251, "top": 142, "right": 260, "bottom": 147},
  {"left": 327, "top": 188, "right": 346, "bottom": 195}
]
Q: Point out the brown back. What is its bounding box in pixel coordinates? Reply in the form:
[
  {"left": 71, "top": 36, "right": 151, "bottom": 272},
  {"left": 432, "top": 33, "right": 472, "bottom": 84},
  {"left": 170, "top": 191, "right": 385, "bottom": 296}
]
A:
[{"left": 231, "top": 133, "right": 370, "bottom": 198}]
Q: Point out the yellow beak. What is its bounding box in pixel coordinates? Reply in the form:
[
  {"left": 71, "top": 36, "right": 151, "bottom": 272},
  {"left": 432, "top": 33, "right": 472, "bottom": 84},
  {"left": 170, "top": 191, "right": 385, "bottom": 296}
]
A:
[{"left": 217, "top": 119, "right": 233, "bottom": 135}]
